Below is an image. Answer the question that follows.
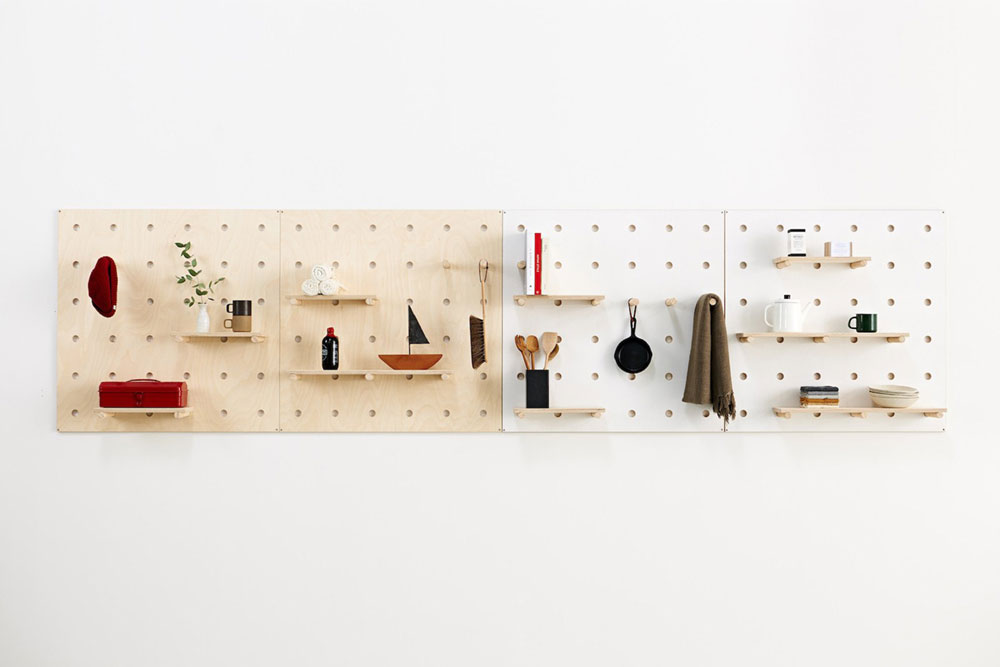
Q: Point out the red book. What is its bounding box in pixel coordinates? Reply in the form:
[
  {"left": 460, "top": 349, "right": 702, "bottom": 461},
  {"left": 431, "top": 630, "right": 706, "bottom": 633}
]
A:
[{"left": 533, "top": 233, "right": 542, "bottom": 295}]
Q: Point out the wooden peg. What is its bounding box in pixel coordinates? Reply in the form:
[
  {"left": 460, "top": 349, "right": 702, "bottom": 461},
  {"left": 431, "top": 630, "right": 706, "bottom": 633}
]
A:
[
  {"left": 442, "top": 260, "right": 451, "bottom": 269},
  {"left": 517, "top": 260, "right": 526, "bottom": 270},
  {"left": 628, "top": 298, "right": 639, "bottom": 307},
  {"left": 709, "top": 298, "right": 718, "bottom": 306},
  {"left": 664, "top": 298, "right": 678, "bottom": 307}
]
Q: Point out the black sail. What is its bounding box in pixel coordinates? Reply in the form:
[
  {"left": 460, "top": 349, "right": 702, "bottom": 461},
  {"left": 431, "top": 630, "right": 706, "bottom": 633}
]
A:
[{"left": 407, "top": 306, "right": 429, "bottom": 348}]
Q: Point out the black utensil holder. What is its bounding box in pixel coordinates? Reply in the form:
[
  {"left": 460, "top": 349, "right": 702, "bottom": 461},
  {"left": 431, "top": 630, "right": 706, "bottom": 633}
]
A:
[{"left": 525, "top": 370, "right": 549, "bottom": 409}]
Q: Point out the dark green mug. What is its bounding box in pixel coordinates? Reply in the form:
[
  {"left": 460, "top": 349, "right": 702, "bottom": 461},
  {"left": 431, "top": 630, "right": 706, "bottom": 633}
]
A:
[{"left": 848, "top": 313, "right": 877, "bottom": 333}]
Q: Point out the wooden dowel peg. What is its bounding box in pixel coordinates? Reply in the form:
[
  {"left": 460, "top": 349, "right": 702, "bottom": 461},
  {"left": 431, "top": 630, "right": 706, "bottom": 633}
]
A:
[
  {"left": 517, "top": 260, "right": 526, "bottom": 270},
  {"left": 442, "top": 260, "right": 451, "bottom": 269},
  {"left": 628, "top": 298, "right": 639, "bottom": 307},
  {"left": 709, "top": 298, "right": 718, "bottom": 306},
  {"left": 664, "top": 298, "right": 678, "bottom": 307}
]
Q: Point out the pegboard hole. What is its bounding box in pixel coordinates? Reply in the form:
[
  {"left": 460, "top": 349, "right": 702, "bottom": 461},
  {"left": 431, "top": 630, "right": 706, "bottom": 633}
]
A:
[
  {"left": 813, "top": 372, "right": 822, "bottom": 380},
  {"left": 221, "top": 223, "right": 228, "bottom": 231},
  {"left": 146, "top": 261, "right": 154, "bottom": 269},
  {"left": 850, "top": 337, "right": 859, "bottom": 343},
  {"left": 665, "top": 410, "right": 673, "bottom": 417},
  {"left": 554, "top": 373, "right": 562, "bottom": 380},
  {"left": 220, "top": 372, "right": 227, "bottom": 380},
  {"left": 443, "top": 224, "right": 451, "bottom": 232},
  {"left": 257, "top": 410, "right": 264, "bottom": 417},
  {"left": 369, "top": 224, "right": 377, "bottom": 232},
  {"left": 221, "top": 261, "right": 228, "bottom": 269},
  {"left": 332, "top": 224, "right": 340, "bottom": 232},
  {"left": 665, "top": 261, "right": 673, "bottom": 269},
  {"left": 924, "top": 261, "right": 932, "bottom": 269},
  {"left": 294, "top": 335, "right": 302, "bottom": 343},
  {"left": 887, "top": 298, "right": 895, "bottom": 306},
  {"left": 776, "top": 337, "right": 785, "bottom": 343},
  {"left": 72, "top": 372, "right": 79, "bottom": 379},
  {"left": 109, "top": 335, "right": 116, "bottom": 343},
  {"left": 628, "top": 410, "right": 636, "bottom": 418},
  {"left": 555, "top": 261, "right": 562, "bottom": 269},
  {"left": 110, "top": 223, "right": 118, "bottom": 231},
  {"left": 813, "top": 298, "right": 821, "bottom": 306},
  {"left": 924, "top": 298, "right": 932, "bottom": 306},
  {"left": 258, "top": 224, "right": 266, "bottom": 232},
  {"left": 406, "top": 298, "right": 413, "bottom": 305},
  {"left": 108, "top": 372, "right": 116, "bottom": 379},
  {"left": 480, "top": 410, "right": 487, "bottom": 417},
  {"left": 776, "top": 224, "right": 784, "bottom": 232},
  {"left": 739, "top": 410, "right": 748, "bottom": 418},
  {"left": 146, "top": 335, "right": 153, "bottom": 342},
  {"left": 664, "top": 372, "right": 673, "bottom": 381},
  {"left": 702, "top": 410, "right": 710, "bottom": 418},
  {"left": 367, "top": 261, "right": 375, "bottom": 269},
  {"left": 591, "top": 335, "right": 599, "bottom": 343},
  {"left": 294, "top": 261, "right": 302, "bottom": 269},
  {"left": 517, "top": 224, "right": 525, "bottom": 232},
  {"left": 664, "top": 335, "right": 673, "bottom": 344},
  {"left": 257, "top": 298, "right": 265, "bottom": 306},
  {"left": 295, "top": 224, "right": 303, "bottom": 231},
  {"left": 443, "top": 410, "right": 450, "bottom": 417},
  {"left": 739, "top": 224, "right": 747, "bottom": 232},
  {"left": 517, "top": 372, "right": 524, "bottom": 380},
  {"left": 72, "top": 298, "right": 79, "bottom": 305},
  {"left": 72, "top": 224, "right": 80, "bottom": 231},
  {"left": 368, "top": 410, "right": 376, "bottom": 417},
  {"left": 592, "top": 225, "right": 599, "bottom": 232},
  {"left": 850, "top": 298, "right": 858, "bottom": 306},
  {"left": 405, "top": 374, "right": 413, "bottom": 380},
  {"left": 739, "top": 261, "right": 747, "bottom": 269},
  {"left": 925, "top": 372, "right": 932, "bottom": 380},
  {"left": 442, "top": 298, "right": 450, "bottom": 306},
  {"left": 405, "top": 410, "right": 412, "bottom": 417},
  {"left": 851, "top": 372, "right": 858, "bottom": 380},
  {"left": 331, "top": 261, "right": 339, "bottom": 269},
  {"left": 702, "top": 225, "right": 710, "bottom": 232},
  {"left": 887, "top": 224, "right": 895, "bottom": 232},
  {"left": 813, "top": 224, "right": 821, "bottom": 232},
  {"left": 72, "top": 261, "right": 79, "bottom": 268},
  {"left": 442, "top": 335, "right": 450, "bottom": 343},
  {"left": 220, "top": 410, "right": 228, "bottom": 417},
  {"left": 887, "top": 372, "right": 896, "bottom": 380},
  {"left": 776, "top": 372, "right": 784, "bottom": 380},
  {"left": 628, "top": 224, "right": 636, "bottom": 232},
  {"left": 554, "top": 224, "right": 562, "bottom": 232},
  {"left": 184, "top": 224, "right": 191, "bottom": 231},
  {"left": 591, "top": 373, "right": 599, "bottom": 380},
  {"left": 480, "top": 373, "right": 487, "bottom": 380},
  {"left": 702, "top": 261, "right": 710, "bottom": 269},
  {"left": 665, "top": 224, "right": 673, "bottom": 232},
  {"left": 924, "top": 224, "right": 932, "bottom": 232},
  {"left": 553, "top": 299, "right": 563, "bottom": 306},
  {"left": 739, "top": 298, "right": 747, "bottom": 307},
  {"left": 369, "top": 335, "right": 376, "bottom": 343},
  {"left": 924, "top": 336, "right": 932, "bottom": 343},
  {"left": 183, "top": 372, "right": 190, "bottom": 379},
  {"left": 330, "top": 410, "right": 339, "bottom": 417},
  {"left": 592, "top": 262, "right": 599, "bottom": 269},
  {"left": 71, "top": 409, "right": 79, "bottom": 417},
  {"left": 850, "top": 224, "right": 858, "bottom": 232},
  {"left": 628, "top": 373, "right": 636, "bottom": 381},
  {"left": 739, "top": 372, "right": 747, "bottom": 380},
  {"left": 295, "top": 410, "right": 302, "bottom": 417},
  {"left": 258, "top": 261, "right": 265, "bottom": 269},
  {"left": 628, "top": 261, "right": 636, "bottom": 269},
  {"left": 406, "top": 261, "right": 414, "bottom": 269},
  {"left": 812, "top": 263, "right": 822, "bottom": 270},
  {"left": 887, "top": 261, "right": 895, "bottom": 269},
  {"left": 257, "top": 372, "right": 264, "bottom": 380}
]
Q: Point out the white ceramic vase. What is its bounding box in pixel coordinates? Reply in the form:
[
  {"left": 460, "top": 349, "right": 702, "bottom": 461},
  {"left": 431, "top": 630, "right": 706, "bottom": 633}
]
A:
[{"left": 196, "top": 303, "right": 210, "bottom": 333}]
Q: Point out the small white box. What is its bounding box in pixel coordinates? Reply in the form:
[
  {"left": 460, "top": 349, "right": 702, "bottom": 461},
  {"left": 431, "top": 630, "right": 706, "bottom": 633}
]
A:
[{"left": 824, "top": 241, "right": 853, "bottom": 257}]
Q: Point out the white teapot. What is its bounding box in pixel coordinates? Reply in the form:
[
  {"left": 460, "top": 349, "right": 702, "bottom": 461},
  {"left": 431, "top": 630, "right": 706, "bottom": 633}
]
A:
[{"left": 764, "top": 295, "right": 813, "bottom": 332}]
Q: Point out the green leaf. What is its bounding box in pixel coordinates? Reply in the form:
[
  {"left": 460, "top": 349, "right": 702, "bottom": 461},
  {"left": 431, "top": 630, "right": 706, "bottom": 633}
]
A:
[
  {"left": 190, "top": 258, "right": 197, "bottom": 267},
  {"left": 176, "top": 276, "right": 186, "bottom": 284},
  {"left": 187, "top": 268, "right": 198, "bottom": 276},
  {"left": 175, "top": 242, "right": 186, "bottom": 248},
  {"left": 181, "top": 251, "right": 191, "bottom": 259}
]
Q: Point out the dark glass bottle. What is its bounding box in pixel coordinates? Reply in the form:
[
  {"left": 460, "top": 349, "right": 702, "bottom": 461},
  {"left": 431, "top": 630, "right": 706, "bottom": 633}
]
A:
[{"left": 321, "top": 327, "right": 339, "bottom": 370}]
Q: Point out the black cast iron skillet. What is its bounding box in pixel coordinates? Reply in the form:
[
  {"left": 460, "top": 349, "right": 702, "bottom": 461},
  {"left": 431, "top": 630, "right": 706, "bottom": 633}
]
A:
[{"left": 615, "top": 298, "right": 652, "bottom": 373}]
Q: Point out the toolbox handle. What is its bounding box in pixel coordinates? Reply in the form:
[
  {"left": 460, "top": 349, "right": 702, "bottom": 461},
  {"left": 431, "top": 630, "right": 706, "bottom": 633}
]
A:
[{"left": 125, "top": 378, "right": 160, "bottom": 382}]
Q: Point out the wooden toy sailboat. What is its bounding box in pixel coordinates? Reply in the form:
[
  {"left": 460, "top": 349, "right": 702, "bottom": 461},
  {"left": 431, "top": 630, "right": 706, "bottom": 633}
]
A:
[{"left": 378, "top": 306, "right": 443, "bottom": 371}]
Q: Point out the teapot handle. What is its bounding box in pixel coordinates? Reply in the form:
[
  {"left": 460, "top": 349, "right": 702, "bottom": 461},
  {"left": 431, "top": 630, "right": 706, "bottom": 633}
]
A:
[{"left": 763, "top": 303, "right": 775, "bottom": 329}]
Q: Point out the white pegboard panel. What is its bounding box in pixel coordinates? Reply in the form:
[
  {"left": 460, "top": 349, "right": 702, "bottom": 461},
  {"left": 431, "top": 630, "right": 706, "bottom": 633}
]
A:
[
  {"left": 502, "top": 211, "right": 727, "bottom": 432},
  {"left": 725, "top": 210, "right": 947, "bottom": 432}
]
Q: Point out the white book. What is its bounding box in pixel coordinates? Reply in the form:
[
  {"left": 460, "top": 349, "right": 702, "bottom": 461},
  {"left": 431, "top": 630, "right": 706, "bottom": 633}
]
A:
[
  {"left": 524, "top": 229, "right": 535, "bottom": 295},
  {"left": 540, "top": 235, "right": 551, "bottom": 295}
]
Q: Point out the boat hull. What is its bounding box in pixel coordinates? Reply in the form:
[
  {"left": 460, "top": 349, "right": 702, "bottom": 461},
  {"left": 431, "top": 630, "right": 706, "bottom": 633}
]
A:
[{"left": 378, "top": 354, "right": 443, "bottom": 370}]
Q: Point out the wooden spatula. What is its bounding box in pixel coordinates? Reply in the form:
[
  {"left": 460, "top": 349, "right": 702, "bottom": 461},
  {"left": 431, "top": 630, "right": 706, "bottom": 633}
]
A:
[{"left": 541, "top": 331, "right": 558, "bottom": 369}]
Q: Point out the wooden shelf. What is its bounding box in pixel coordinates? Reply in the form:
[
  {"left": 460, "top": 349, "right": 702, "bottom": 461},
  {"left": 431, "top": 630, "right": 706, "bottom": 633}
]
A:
[
  {"left": 513, "top": 408, "right": 606, "bottom": 418},
  {"left": 172, "top": 332, "right": 266, "bottom": 343},
  {"left": 94, "top": 407, "right": 193, "bottom": 419},
  {"left": 286, "top": 294, "right": 378, "bottom": 305},
  {"left": 288, "top": 369, "right": 453, "bottom": 381},
  {"left": 513, "top": 295, "right": 605, "bottom": 306},
  {"left": 773, "top": 256, "right": 871, "bottom": 269},
  {"left": 773, "top": 406, "right": 946, "bottom": 419},
  {"left": 736, "top": 332, "right": 908, "bottom": 343}
]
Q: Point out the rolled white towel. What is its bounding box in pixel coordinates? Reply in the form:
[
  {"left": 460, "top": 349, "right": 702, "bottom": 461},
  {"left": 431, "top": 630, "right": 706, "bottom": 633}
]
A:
[
  {"left": 311, "top": 264, "right": 332, "bottom": 282},
  {"left": 319, "top": 279, "right": 341, "bottom": 296},
  {"left": 301, "top": 278, "right": 321, "bottom": 296}
]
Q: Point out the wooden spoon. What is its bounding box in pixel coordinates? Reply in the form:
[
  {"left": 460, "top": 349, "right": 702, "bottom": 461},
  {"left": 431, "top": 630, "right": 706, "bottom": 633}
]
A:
[
  {"left": 514, "top": 335, "right": 531, "bottom": 369},
  {"left": 525, "top": 335, "right": 539, "bottom": 370},
  {"left": 541, "top": 332, "right": 558, "bottom": 369},
  {"left": 545, "top": 343, "right": 559, "bottom": 369}
]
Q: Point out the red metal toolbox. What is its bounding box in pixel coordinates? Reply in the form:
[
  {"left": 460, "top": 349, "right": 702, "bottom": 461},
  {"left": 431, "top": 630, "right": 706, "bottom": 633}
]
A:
[{"left": 98, "top": 379, "right": 188, "bottom": 409}]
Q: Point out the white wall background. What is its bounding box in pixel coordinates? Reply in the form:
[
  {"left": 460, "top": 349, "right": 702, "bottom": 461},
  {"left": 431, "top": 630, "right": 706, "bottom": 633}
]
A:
[{"left": 2, "top": 1, "right": 999, "bottom": 665}]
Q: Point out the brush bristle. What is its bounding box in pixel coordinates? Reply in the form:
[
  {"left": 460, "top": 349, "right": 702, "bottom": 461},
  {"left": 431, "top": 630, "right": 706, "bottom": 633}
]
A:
[{"left": 469, "top": 315, "right": 486, "bottom": 368}]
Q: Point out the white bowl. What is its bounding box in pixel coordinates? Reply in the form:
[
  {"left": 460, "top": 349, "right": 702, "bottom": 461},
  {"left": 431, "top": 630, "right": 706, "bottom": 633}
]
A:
[
  {"left": 869, "top": 392, "right": 919, "bottom": 408},
  {"left": 869, "top": 384, "right": 919, "bottom": 396}
]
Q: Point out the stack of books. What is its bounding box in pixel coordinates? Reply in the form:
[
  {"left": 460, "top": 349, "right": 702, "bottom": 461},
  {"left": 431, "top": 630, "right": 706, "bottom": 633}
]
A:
[{"left": 800, "top": 385, "right": 839, "bottom": 407}]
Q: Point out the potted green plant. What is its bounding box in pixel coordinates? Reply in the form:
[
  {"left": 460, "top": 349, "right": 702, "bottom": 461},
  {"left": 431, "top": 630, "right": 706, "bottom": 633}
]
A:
[{"left": 174, "top": 241, "right": 225, "bottom": 332}]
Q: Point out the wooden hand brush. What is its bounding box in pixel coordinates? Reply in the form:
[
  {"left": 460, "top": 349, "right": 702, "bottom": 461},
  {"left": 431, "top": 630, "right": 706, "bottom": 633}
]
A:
[{"left": 469, "top": 260, "right": 488, "bottom": 368}]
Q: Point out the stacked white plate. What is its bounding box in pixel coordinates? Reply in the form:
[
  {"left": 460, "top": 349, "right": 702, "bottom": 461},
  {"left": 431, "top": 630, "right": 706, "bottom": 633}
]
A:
[{"left": 869, "top": 384, "right": 919, "bottom": 408}]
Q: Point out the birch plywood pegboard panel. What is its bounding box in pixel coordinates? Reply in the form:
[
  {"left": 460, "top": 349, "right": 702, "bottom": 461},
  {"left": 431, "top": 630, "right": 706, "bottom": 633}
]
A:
[
  {"left": 725, "top": 211, "right": 946, "bottom": 432},
  {"left": 57, "top": 210, "right": 281, "bottom": 431},
  {"left": 279, "top": 211, "right": 503, "bottom": 432},
  {"left": 502, "top": 211, "right": 726, "bottom": 432}
]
